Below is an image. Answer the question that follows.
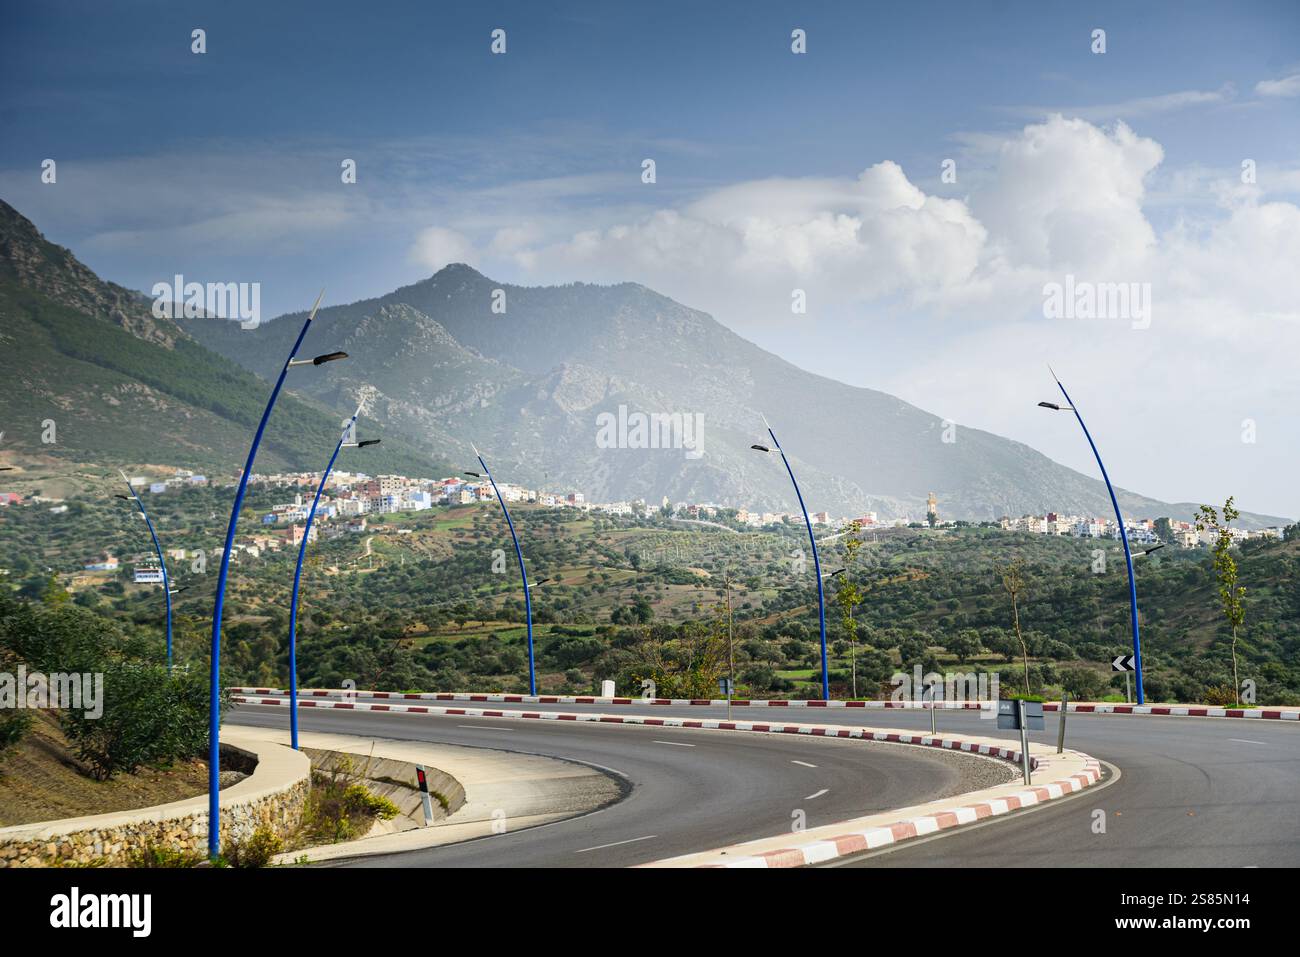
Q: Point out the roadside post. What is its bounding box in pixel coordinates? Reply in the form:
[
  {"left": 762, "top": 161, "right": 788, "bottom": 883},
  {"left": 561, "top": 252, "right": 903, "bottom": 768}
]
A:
[
  {"left": 926, "top": 680, "right": 937, "bottom": 735},
  {"left": 998, "top": 699, "right": 1044, "bottom": 785},
  {"left": 1018, "top": 701, "right": 1030, "bottom": 783},
  {"left": 720, "top": 676, "right": 734, "bottom": 719},
  {"left": 1057, "top": 692, "right": 1068, "bottom": 753},
  {"left": 415, "top": 765, "right": 435, "bottom": 826},
  {"left": 1112, "top": 654, "right": 1136, "bottom": 703}
]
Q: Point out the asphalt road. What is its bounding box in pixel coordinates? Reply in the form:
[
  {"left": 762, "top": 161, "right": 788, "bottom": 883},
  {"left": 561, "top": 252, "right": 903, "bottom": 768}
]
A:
[
  {"left": 233, "top": 698, "right": 1300, "bottom": 867},
  {"left": 231, "top": 703, "right": 982, "bottom": 867}
]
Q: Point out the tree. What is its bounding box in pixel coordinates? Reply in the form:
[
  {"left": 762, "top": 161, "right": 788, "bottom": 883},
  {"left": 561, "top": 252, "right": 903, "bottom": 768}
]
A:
[
  {"left": 1061, "top": 667, "right": 1106, "bottom": 701},
  {"left": 1154, "top": 517, "right": 1175, "bottom": 545},
  {"left": 833, "top": 522, "right": 864, "bottom": 697},
  {"left": 619, "top": 621, "right": 726, "bottom": 699},
  {"left": 1195, "top": 497, "right": 1246, "bottom": 705},
  {"left": 947, "top": 628, "right": 983, "bottom": 664},
  {"left": 996, "top": 557, "right": 1031, "bottom": 696}
]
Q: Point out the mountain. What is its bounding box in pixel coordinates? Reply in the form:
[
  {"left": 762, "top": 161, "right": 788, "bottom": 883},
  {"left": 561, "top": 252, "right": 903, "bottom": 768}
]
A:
[
  {"left": 176, "top": 261, "right": 1290, "bottom": 528},
  {"left": 0, "top": 200, "right": 437, "bottom": 478}
]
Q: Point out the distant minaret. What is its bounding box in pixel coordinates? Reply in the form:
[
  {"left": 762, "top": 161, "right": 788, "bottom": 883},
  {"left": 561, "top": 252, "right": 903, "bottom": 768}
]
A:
[{"left": 927, "top": 491, "right": 938, "bottom": 528}]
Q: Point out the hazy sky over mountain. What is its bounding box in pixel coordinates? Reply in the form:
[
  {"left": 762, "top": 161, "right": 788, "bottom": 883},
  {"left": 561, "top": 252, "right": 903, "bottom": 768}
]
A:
[{"left": 2, "top": 0, "right": 1298, "bottom": 517}]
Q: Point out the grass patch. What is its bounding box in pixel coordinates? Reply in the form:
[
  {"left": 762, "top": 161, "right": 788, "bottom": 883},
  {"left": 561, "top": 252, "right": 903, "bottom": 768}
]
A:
[{"left": 0, "top": 711, "right": 211, "bottom": 827}]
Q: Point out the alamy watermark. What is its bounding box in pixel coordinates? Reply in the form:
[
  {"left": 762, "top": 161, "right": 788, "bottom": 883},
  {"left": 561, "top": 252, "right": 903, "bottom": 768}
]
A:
[
  {"left": 151, "top": 274, "right": 262, "bottom": 329},
  {"left": 1042, "top": 274, "right": 1151, "bottom": 330},
  {"left": 1, "top": 666, "right": 103, "bottom": 718},
  {"left": 595, "top": 404, "right": 704, "bottom": 459},
  {"left": 891, "top": 665, "right": 999, "bottom": 716}
]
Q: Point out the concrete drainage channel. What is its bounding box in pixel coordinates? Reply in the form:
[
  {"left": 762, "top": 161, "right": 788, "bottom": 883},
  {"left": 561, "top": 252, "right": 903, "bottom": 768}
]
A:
[{"left": 300, "top": 747, "right": 466, "bottom": 831}]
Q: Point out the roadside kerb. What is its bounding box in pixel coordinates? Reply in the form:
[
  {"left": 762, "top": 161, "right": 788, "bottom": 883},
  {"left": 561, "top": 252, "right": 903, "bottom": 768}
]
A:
[{"left": 231, "top": 688, "right": 1300, "bottom": 720}]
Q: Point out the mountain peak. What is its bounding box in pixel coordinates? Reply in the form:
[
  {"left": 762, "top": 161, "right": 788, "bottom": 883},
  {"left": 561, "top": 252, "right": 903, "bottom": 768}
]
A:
[
  {"left": 0, "top": 198, "right": 44, "bottom": 244},
  {"left": 429, "top": 262, "right": 488, "bottom": 282}
]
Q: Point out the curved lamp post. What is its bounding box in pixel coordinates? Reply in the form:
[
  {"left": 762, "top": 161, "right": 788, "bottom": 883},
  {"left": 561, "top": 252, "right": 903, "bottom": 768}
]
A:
[
  {"left": 116, "top": 469, "right": 174, "bottom": 669},
  {"left": 465, "top": 446, "right": 536, "bottom": 695},
  {"left": 1038, "top": 368, "right": 1145, "bottom": 704},
  {"left": 287, "top": 405, "right": 379, "bottom": 750},
  {"left": 751, "top": 415, "right": 829, "bottom": 700},
  {"left": 207, "top": 291, "right": 347, "bottom": 859}
]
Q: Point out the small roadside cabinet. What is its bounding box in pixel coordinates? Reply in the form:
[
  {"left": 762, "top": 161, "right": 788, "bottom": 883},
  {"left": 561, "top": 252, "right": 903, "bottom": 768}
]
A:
[{"left": 997, "top": 699, "right": 1045, "bottom": 730}]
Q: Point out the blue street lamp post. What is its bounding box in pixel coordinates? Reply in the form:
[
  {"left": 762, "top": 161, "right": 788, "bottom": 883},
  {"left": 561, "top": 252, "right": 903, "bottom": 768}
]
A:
[
  {"left": 1039, "top": 371, "right": 1145, "bottom": 704},
  {"left": 288, "top": 406, "right": 379, "bottom": 750},
  {"left": 207, "top": 292, "right": 347, "bottom": 859},
  {"left": 117, "top": 470, "right": 173, "bottom": 669},
  {"left": 465, "top": 447, "right": 536, "bottom": 695},
  {"left": 752, "top": 418, "right": 830, "bottom": 701}
]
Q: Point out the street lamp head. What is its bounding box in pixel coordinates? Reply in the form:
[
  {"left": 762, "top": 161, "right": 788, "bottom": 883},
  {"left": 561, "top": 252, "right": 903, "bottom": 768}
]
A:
[
  {"left": 1142, "top": 543, "right": 1166, "bottom": 556},
  {"left": 464, "top": 471, "right": 482, "bottom": 479},
  {"left": 1038, "top": 401, "right": 1061, "bottom": 410},
  {"left": 357, "top": 439, "right": 381, "bottom": 448},
  {"left": 114, "top": 494, "right": 132, "bottom": 500},
  {"left": 750, "top": 444, "right": 771, "bottom": 453},
  {"left": 290, "top": 351, "right": 349, "bottom": 368}
]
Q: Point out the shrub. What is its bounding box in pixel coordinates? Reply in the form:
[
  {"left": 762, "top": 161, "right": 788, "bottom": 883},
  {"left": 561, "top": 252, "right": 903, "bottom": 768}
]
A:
[
  {"left": 1203, "top": 684, "right": 1240, "bottom": 707},
  {"left": 300, "top": 773, "right": 399, "bottom": 845},
  {"left": 342, "top": 783, "right": 399, "bottom": 821},
  {"left": 127, "top": 844, "right": 205, "bottom": 868},
  {"left": 224, "top": 827, "right": 283, "bottom": 869},
  {"left": 60, "top": 662, "right": 219, "bottom": 780},
  {"left": 0, "top": 602, "right": 120, "bottom": 674}
]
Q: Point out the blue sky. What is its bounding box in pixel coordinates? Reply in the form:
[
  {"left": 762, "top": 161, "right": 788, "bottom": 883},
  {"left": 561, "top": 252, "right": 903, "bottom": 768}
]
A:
[{"left": 3, "top": 1, "right": 1299, "bottom": 515}]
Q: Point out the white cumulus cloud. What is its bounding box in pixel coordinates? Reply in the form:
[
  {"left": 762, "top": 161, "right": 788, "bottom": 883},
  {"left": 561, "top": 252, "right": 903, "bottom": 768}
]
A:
[
  {"left": 410, "top": 226, "right": 478, "bottom": 272},
  {"left": 1255, "top": 73, "right": 1300, "bottom": 97}
]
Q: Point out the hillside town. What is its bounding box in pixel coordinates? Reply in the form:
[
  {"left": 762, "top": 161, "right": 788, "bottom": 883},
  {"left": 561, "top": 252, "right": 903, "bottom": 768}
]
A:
[{"left": 6, "top": 465, "right": 1277, "bottom": 579}]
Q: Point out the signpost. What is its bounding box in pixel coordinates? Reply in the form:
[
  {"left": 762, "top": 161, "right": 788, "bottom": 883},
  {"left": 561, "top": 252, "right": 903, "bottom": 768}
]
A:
[
  {"left": 997, "top": 699, "right": 1044, "bottom": 784},
  {"left": 719, "top": 676, "right": 733, "bottom": 719},
  {"left": 1112, "top": 654, "right": 1137, "bottom": 703}
]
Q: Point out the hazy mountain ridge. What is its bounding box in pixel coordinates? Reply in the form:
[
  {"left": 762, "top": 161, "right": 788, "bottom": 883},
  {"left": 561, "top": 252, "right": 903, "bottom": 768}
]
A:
[
  {"left": 178, "top": 262, "right": 1289, "bottom": 528},
  {"left": 2, "top": 194, "right": 1283, "bottom": 528}
]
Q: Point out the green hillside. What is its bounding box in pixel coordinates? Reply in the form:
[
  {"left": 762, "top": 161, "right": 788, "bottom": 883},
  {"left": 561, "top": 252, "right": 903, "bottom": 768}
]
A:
[{"left": 0, "top": 200, "right": 441, "bottom": 477}]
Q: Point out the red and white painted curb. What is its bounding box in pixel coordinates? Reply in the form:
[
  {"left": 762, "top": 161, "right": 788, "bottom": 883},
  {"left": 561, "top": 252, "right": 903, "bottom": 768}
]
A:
[
  {"left": 658, "top": 755, "right": 1104, "bottom": 868},
  {"left": 231, "top": 695, "right": 1039, "bottom": 768},
  {"left": 1044, "top": 702, "right": 1297, "bottom": 719},
  {"left": 229, "top": 687, "right": 1300, "bottom": 720},
  {"left": 230, "top": 687, "right": 986, "bottom": 710}
]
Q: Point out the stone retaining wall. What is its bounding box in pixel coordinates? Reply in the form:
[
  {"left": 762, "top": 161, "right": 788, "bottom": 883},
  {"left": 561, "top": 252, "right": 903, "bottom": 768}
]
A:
[{"left": 0, "top": 731, "right": 310, "bottom": 867}]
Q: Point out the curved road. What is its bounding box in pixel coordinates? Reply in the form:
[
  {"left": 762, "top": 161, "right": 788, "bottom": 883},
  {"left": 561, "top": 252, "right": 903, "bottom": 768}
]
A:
[
  {"left": 233, "top": 697, "right": 1300, "bottom": 867},
  {"left": 230, "top": 704, "right": 997, "bottom": 867}
]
